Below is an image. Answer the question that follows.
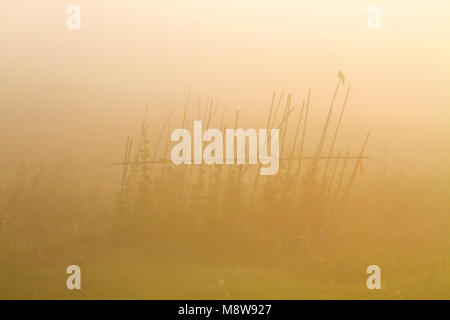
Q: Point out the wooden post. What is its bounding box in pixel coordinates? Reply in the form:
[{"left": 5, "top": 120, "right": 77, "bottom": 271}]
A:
[
  {"left": 120, "top": 136, "right": 132, "bottom": 192},
  {"left": 288, "top": 100, "right": 305, "bottom": 173},
  {"left": 293, "top": 88, "right": 311, "bottom": 190},
  {"left": 249, "top": 91, "right": 276, "bottom": 214},
  {"left": 315, "top": 74, "right": 343, "bottom": 162},
  {"left": 334, "top": 132, "right": 371, "bottom": 230},
  {"left": 323, "top": 85, "right": 351, "bottom": 179}
]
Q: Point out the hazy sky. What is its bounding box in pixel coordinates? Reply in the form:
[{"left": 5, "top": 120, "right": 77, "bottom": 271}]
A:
[{"left": 1, "top": 0, "right": 449, "bottom": 172}]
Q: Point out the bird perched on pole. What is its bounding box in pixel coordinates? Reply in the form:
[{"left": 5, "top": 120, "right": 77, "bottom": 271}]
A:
[{"left": 338, "top": 70, "right": 346, "bottom": 84}]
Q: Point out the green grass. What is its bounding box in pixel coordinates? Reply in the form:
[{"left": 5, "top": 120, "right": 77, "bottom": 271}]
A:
[{"left": 2, "top": 247, "right": 450, "bottom": 300}]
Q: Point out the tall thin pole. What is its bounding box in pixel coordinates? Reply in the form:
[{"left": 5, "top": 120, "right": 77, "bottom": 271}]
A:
[
  {"left": 315, "top": 75, "right": 342, "bottom": 163},
  {"left": 333, "top": 132, "right": 370, "bottom": 230},
  {"left": 323, "top": 85, "right": 351, "bottom": 179},
  {"left": 288, "top": 100, "right": 305, "bottom": 173},
  {"left": 121, "top": 136, "right": 130, "bottom": 192},
  {"left": 249, "top": 91, "right": 276, "bottom": 214},
  {"left": 293, "top": 88, "right": 311, "bottom": 189}
]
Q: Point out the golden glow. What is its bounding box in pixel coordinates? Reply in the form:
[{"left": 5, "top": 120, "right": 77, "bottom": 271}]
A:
[{"left": 0, "top": 1, "right": 449, "bottom": 299}]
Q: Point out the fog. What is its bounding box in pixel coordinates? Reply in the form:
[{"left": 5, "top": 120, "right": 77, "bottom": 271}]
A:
[
  {"left": 1, "top": 0, "right": 449, "bottom": 172},
  {"left": 1, "top": 1, "right": 449, "bottom": 299}
]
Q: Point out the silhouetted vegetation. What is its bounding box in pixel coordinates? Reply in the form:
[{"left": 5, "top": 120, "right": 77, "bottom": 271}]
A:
[{"left": 1, "top": 84, "right": 449, "bottom": 299}]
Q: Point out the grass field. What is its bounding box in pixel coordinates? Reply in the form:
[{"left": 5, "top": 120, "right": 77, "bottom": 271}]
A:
[
  {"left": 2, "top": 230, "right": 449, "bottom": 300},
  {"left": 1, "top": 90, "right": 449, "bottom": 300}
]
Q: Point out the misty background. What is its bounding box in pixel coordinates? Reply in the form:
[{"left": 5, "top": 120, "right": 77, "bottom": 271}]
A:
[{"left": 1, "top": 0, "right": 449, "bottom": 177}]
